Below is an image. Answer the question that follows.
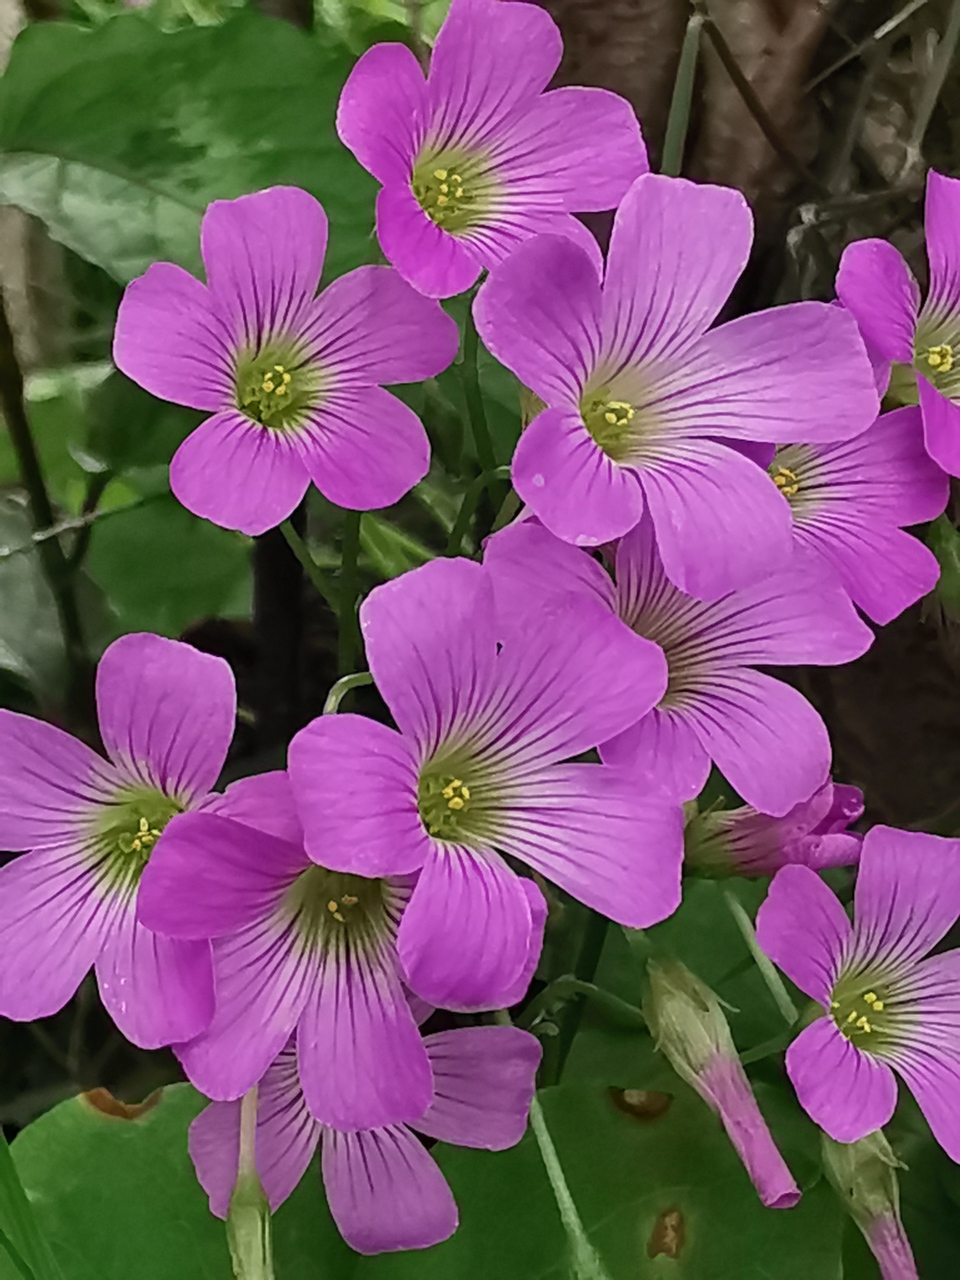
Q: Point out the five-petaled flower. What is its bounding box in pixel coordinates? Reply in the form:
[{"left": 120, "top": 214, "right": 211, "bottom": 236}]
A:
[
  {"left": 769, "top": 406, "right": 947, "bottom": 625},
  {"left": 336, "top": 0, "right": 647, "bottom": 298},
  {"left": 113, "top": 186, "right": 459, "bottom": 536},
  {"left": 757, "top": 825, "right": 960, "bottom": 1159},
  {"left": 288, "top": 556, "right": 682, "bottom": 1012},
  {"left": 484, "top": 516, "right": 873, "bottom": 816},
  {"left": 0, "top": 634, "right": 237, "bottom": 1048},
  {"left": 474, "top": 173, "right": 880, "bottom": 601},
  {"left": 838, "top": 170, "right": 960, "bottom": 476},
  {"left": 189, "top": 1023, "right": 540, "bottom": 1254}
]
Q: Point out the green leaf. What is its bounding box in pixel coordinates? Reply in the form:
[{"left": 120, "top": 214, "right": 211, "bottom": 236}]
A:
[
  {"left": 0, "top": 497, "right": 67, "bottom": 703},
  {"left": 0, "top": 1127, "right": 62, "bottom": 1280},
  {"left": 928, "top": 514, "right": 960, "bottom": 617},
  {"left": 86, "top": 493, "right": 251, "bottom": 636},
  {"left": 11, "top": 1085, "right": 357, "bottom": 1280},
  {"left": 360, "top": 1082, "right": 845, "bottom": 1280},
  {"left": 360, "top": 512, "right": 433, "bottom": 580},
  {"left": 0, "top": 11, "right": 377, "bottom": 285}
]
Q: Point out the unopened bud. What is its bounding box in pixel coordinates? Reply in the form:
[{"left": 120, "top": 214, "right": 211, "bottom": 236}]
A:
[
  {"left": 227, "top": 1170, "right": 275, "bottom": 1280},
  {"left": 645, "top": 958, "right": 799, "bottom": 1210},
  {"left": 822, "top": 1132, "right": 917, "bottom": 1280}
]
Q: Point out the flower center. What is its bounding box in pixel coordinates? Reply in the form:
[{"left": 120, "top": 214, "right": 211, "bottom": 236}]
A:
[
  {"left": 831, "top": 983, "right": 890, "bottom": 1042},
  {"left": 772, "top": 465, "right": 800, "bottom": 498},
  {"left": 235, "top": 344, "right": 321, "bottom": 430},
  {"left": 412, "top": 149, "right": 489, "bottom": 234},
  {"left": 418, "top": 771, "right": 474, "bottom": 840},
  {"left": 284, "top": 865, "right": 393, "bottom": 950},
  {"left": 922, "top": 343, "right": 954, "bottom": 377},
  {"left": 94, "top": 788, "right": 183, "bottom": 894},
  {"left": 581, "top": 391, "right": 637, "bottom": 462}
]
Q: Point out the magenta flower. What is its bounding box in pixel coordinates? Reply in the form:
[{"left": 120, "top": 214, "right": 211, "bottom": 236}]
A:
[
  {"left": 113, "top": 186, "right": 459, "bottom": 535},
  {"left": 837, "top": 170, "right": 960, "bottom": 476},
  {"left": 190, "top": 1023, "right": 540, "bottom": 1254},
  {"left": 684, "top": 781, "right": 864, "bottom": 878},
  {"left": 0, "top": 634, "right": 237, "bottom": 1048},
  {"left": 288, "top": 557, "right": 682, "bottom": 1011},
  {"left": 756, "top": 825, "right": 960, "bottom": 1157},
  {"left": 139, "top": 771, "right": 532, "bottom": 1132},
  {"left": 473, "top": 173, "right": 880, "bottom": 600},
  {"left": 335, "top": 0, "right": 646, "bottom": 299},
  {"left": 484, "top": 516, "right": 872, "bottom": 816},
  {"left": 645, "top": 958, "right": 799, "bottom": 1209},
  {"left": 770, "top": 407, "right": 947, "bottom": 625}
]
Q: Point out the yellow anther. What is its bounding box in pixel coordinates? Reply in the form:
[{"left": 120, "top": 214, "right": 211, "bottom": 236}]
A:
[
  {"left": 439, "top": 183, "right": 449, "bottom": 194},
  {"left": 604, "top": 411, "right": 618, "bottom": 425},
  {"left": 856, "top": 1016, "right": 872, "bottom": 1032},
  {"left": 433, "top": 168, "right": 448, "bottom": 180},
  {"left": 342, "top": 894, "right": 358, "bottom": 906},
  {"left": 275, "top": 385, "right": 288, "bottom": 396},
  {"left": 448, "top": 796, "right": 465, "bottom": 811},
  {"left": 460, "top": 785, "right": 470, "bottom": 800},
  {"left": 333, "top": 911, "right": 345, "bottom": 922},
  {"left": 847, "top": 1012, "right": 858, "bottom": 1024},
  {"left": 455, "top": 188, "right": 465, "bottom": 198},
  {"left": 925, "top": 343, "right": 955, "bottom": 374},
  {"left": 872, "top": 1000, "right": 884, "bottom": 1011},
  {"left": 327, "top": 900, "right": 339, "bottom": 913},
  {"left": 282, "top": 372, "right": 292, "bottom": 385},
  {"left": 139, "top": 817, "right": 150, "bottom": 833},
  {"left": 864, "top": 992, "right": 877, "bottom": 1004},
  {"left": 437, "top": 195, "right": 449, "bottom": 206},
  {"left": 450, "top": 173, "right": 461, "bottom": 184},
  {"left": 830, "top": 1000, "right": 840, "bottom": 1009}
]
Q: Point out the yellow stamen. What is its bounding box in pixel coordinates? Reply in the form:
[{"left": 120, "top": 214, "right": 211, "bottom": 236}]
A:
[
  {"left": 864, "top": 992, "right": 877, "bottom": 1003},
  {"left": 327, "top": 900, "right": 339, "bottom": 913},
  {"left": 448, "top": 796, "right": 465, "bottom": 811},
  {"left": 433, "top": 168, "right": 448, "bottom": 180},
  {"left": 925, "top": 343, "right": 955, "bottom": 374}
]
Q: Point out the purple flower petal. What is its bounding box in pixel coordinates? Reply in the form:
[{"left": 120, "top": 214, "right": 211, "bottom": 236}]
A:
[
  {"left": 496, "top": 878, "right": 547, "bottom": 1007},
  {"left": 200, "top": 187, "right": 327, "bottom": 347},
  {"left": 602, "top": 175, "right": 752, "bottom": 366},
  {"left": 137, "top": 813, "right": 307, "bottom": 939},
  {"left": 867, "top": 1214, "right": 919, "bottom": 1280},
  {"left": 924, "top": 170, "right": 960, "bottom": 318},
  {"left": 170, "top": 409, "right": 311, "bottom": 537},
  {"left": 918, "top": 377, "right": 960, "bottom": 477},
  {"left": 397, "top": 842, "right": 535, "bottom": 1012},
  {"left": 178, "top": 916, "right": 316, "bottom": 1100},
  {"left": 492, "top": 763, "right": 683, "bottom": 927},
  {"left": 678, "top": 302, "right": 880, "bottom": 444},
  {"left": 298, "top": 945, "right": 433, "bottom": 1129},
  {"left": 95, "top": 905, "right": 214, "bottom": 1049},
  {"left": 893, "top": 950, "right": 960, "bottom": 1161},
  {"left": 321, "top": 1125, "right": 457, "bottom": 1255},
  {"left": 200, "top": 770, "right": 304, "bottom": 845},
  {"left": 637, "top": 438, "right": 794, "bottom": 600},
  {"left": 301, "top": 266, "right": 459, "bottom": 387},
  {"left": 0, "top": 842, "right": 122, "bottom": 1019},
  {"left": 512, "top": 407, "right": 645, "bottom": 546},
  {"left": 490, "top": 86, "right": 647, "bottom": 213},
  {"left": 786, "top": 1017, "right": 898, "bottom": 1143},
  {"left": 288, "top": 714, "right": 430, "bottom": 877},
  {"left": 756, "top": 863, "right": 852, "bottom": 1005},
  {"left": 415, "top": 1025, "right": 540, "bottom": 1149},
  {"left": 297, "top": 386, "right": 430, "bottom": 510},
  {"left": 95, "top": 633, "right": 236, "bottom": 804},
  {"left": 850, "top": 825, "right": 960, "bottom": 971},
  {"left": 600, "top": 708, "right": 712, "bottom": 802},
  {"left": 473, "top": 234, "right": 601, "bottom": 406},
  {"left": 376, "top": 183, "right": 482, "bottom": 299},
  {"left": 188, "top": 1096, "right": 241, "bottom": 1219},
  {"left": 358, "top": 557, "right": 497, "bottom": 756},
  {"left": 0, "top": 710, "right": 119, "bottom": 849},
  {"left": 683, "top": 668, "right": 831, "bottom": 816},
  {"left": 336, "top": 43, "right": 428, "bottom": 185},
  {"left": 835, "top": 240, "right": 920, "bottom": 364},
  {"left": 427, "top": 0, "right": 562, "bottom": 144},
  {"left": 113, "top": 262, "right": 235, "bottom": 411},
  {"left": 483, "top": 520, "right": 617, "bottom": 624},
  {"left": 697, "top": 1052, "right": 800, "bottom": 1209}
]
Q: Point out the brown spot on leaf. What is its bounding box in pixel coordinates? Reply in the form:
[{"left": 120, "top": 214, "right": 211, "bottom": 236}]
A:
[
  {"left": 608, "top": 1087, "right": 673, "bottom": 1122},
  {"left": 82, "top": 1087, "right": 162, "bottom": 1120},
  {"left": 647, "top": 1206, "right": 686, "bottom": 1260}
]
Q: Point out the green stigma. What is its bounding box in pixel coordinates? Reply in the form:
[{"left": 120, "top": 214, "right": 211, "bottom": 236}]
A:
[
  {"left": 412, "top": 149, "right": 489, "bottom": 234},
  {"left": 580, "top": 389, "right": 638, "bottom": 462},
  {"left": 94, "top": 787, "right": 183, "bottom": 893},
  {"left": 235, "top": 343, "right": 322, "bottom": 430}
]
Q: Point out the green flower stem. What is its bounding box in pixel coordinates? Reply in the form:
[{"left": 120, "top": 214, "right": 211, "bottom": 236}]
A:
[
  {"left": 459, "top": 308, "right": 497, "bottom": 475},
  {"left": 0, "top": 288, "right": 90, "bottom": 727},
  {"left": 661, "top": 10, "right": 703, "bottom": 177},
  {"left": 323, "top": 671, "right": 373, "bottom": 714},
  {"left": 279, "top": 519, "right": 337, "bottom": 614},
  {"left": 517, "top": 975, "right": 646, "bottom": 1032},
  {"left": 226, "top": 1087, "right": 275, "bottom": 1280},
  {"left": 542, "top": 910, "right": 611, "bottom": 1086},
  {"left": 739, "top": 1027, "right": 794, "bottom": 1066},
  {"left": 446, "top": 465, "right": 511, "bottom": 555},
  {"left": 338, "top": 508, "right": 362, "bottom": 676},
  {"left": 722, "top": 886, "right": 799, "bottom": 1026}
]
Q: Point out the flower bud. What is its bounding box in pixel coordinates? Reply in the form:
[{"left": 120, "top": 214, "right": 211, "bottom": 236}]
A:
[
  {"left": 684, "top": 782, "right": 863, "bottom": 879},
  {"left": 821, "top": 1132, "right": 918, "bottom": 1280},
  {"left": 644, "top": 957, "right": 799, "bottom": 1210},
  {"left": 227, "top": 1170, "right": 275, "bottom": 1280}
]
